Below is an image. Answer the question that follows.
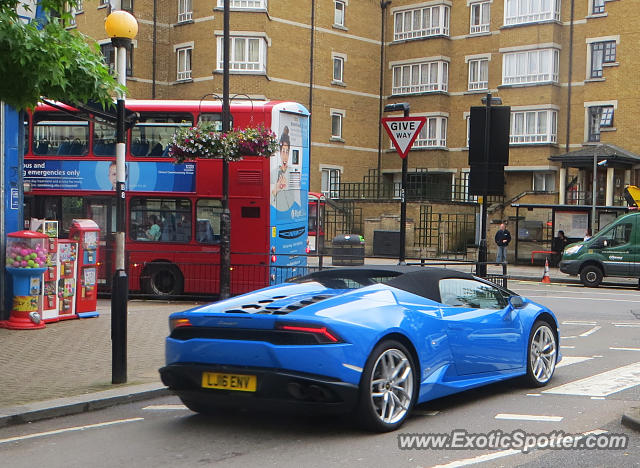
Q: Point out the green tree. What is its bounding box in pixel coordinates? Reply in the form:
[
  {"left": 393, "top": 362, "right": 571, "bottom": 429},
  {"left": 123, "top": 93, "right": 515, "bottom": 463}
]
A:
[{"left": 0, "top": 0, "right": 120, "bottom": 110}]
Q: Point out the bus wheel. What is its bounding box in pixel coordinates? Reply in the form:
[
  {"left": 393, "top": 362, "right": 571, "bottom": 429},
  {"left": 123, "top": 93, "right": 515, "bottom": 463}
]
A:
[
  {"left": 143, "top": 264, "right": 184, "bottom": 297},
  {"left": 580, "top": 265, "right": 603, "bottom": 288}
]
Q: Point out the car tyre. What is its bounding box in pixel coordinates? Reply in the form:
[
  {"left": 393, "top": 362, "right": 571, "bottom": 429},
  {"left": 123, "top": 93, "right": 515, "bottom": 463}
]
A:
[
  {"left": 524, "top": 320, "right": 557, "bottom": 387},
  {"left": 356, "top": 340, "right": 417, "bottom": 432},
  {"left": 142, "top": 264, "right": 184, "bottom": 297},
  {"left": 580, "top": 265, "right": 603, "bottom": 288}
]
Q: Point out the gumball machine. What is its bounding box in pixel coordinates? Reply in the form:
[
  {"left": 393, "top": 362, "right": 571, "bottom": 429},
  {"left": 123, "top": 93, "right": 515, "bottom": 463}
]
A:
[{"left": 1, "top": 231, "right": 49, "bottom": 330}]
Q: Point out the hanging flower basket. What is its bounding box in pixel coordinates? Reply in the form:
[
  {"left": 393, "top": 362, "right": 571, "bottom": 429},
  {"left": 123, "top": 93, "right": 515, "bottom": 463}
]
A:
[{"left": 169, "top": 122, "right": 279, "bottom": 163}]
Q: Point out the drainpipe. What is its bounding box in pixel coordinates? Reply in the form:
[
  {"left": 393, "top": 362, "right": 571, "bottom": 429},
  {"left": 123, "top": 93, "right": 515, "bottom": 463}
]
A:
[
  {"left": 308, "top": 0, "right": 316, "bottom": 171},
  {"left": 377, "top": 1, "right": 392, "bottom": 199},
  {"left": 563, "top": 0, "right": 575, "bottom": 201},
  {"left": 152, "top": 0, "right": 157, "bottom": 98}
]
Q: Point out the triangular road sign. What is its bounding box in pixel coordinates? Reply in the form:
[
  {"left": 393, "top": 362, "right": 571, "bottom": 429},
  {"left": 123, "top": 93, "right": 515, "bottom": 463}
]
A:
[{"left": 382, "top": 116, "right": 426, "bottom": 159}]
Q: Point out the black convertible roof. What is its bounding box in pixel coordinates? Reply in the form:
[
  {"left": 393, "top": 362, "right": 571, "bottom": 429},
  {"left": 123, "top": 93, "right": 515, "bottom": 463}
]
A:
[
  {"left": 293, "top": 265, "right": 477, "bottom": 302},
  {"left": 383, "top": 268, "right": 474, "bottom": 302}
]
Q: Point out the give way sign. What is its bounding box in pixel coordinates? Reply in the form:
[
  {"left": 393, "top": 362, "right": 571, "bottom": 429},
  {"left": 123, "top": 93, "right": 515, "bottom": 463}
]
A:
[{"left": 382, "top": 116, "right": 426, "bottom": 159}]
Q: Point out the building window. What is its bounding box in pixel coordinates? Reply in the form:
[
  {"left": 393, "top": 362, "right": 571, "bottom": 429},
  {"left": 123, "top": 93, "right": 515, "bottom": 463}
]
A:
[
  {"left": 504, "top": 0, "right": 560, "bottom": 26},
  {"left": 588, "top": 106, "right": 614, "bottom": 142},
  {"left": 176, "top": 47, "right": 192, "bottom": 81},
  {"left": 470, "top": 2, "right": 490, "bottom": 34},
  {"left": 216, "top": 36, "right": 266, "bottom": 73},
  {"left": 590, "top": 41, "right": 616, "bottom": 78},
  {"left": 331, "top": 111, "right": 344, "bottom": 139},
  {"left": 592, "top": 0, "right": 605, "bottom": 14},
  {"left": 502, "top": 48, "right": 559, "bottom": 85},
  {"left": 321, "top": 168, "right": 341, "bottom": 199},
  {"left": 178, "top": 0, "right": 192, "bottom": 22},
  {"left": 413, "top": 117, "right": 447, "bottom": 148},
  {"left": 392, "top": 61, "right": 448, "bottom": 95},
  {"left": 468, "top": 58, "right": 489, "bottom": 90},
  {"left": 334, "top": 1, "right": 345, "bottom": 26},
  {"left": 217, "top": 0, "right": 268, "bottom": 8},
  {"left": 510, "top": 109, "right": 558, "bottom": 144},
  {"left": 100, "top": 42, "right": 133, "bottom": 77},
  {"left": 121, "top": 0, "right": 133, "bottom": 12},
  {"left": 533, "top": 172, "right": 556, "bottom": 192},
  {"left": 394, "top": 5, "right": 450, "bottom": 41},
  {"left": 333, "top": 56, "right": 344, "bottom": 83}
]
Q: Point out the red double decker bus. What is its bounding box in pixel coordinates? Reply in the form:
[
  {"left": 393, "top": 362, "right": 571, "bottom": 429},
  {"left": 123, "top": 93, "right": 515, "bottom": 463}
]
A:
[{"left": 23, "top": 100, "right": 310, "bottom": 297}]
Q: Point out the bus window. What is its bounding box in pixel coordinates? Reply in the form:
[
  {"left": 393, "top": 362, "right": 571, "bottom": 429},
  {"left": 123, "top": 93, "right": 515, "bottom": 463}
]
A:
[
  {"left": 196, "top": 199, "right": 222, "bottom": 244},
  {"left": 129, "top": 197, "right": 191, "bottom": 242},
  {"left": 198, "top": 112, "right": 232, "bottom": 131},
  {"left": 32, "top": 112, "right": 89, "bottom": 156},
  {"left": 130, "top": 112, "right": 193, "bottom": 157},
  {"left": 93, "top": 119, "right": 120, "bottom": 156},
  {"left": 24, "top": 113, "right": 30, "bottom": 154}
]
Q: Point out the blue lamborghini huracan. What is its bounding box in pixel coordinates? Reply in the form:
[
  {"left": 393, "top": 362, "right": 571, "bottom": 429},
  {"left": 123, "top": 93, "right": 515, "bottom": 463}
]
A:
[{"left": 160, "top": 266, "right": 560, "bottom": 432}]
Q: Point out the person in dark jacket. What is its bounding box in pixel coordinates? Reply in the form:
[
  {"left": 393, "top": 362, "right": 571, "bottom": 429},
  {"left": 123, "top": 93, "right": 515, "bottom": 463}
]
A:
[
  {"left": 495, "top": 223, "right": 511, "bottom": 263},
  {"left": 551, "top": 230, "right": 571, "bottom": 266}
]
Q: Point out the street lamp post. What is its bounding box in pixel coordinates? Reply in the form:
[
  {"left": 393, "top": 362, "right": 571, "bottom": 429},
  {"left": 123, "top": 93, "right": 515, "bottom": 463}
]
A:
[
  {"left": 105, "top": 10, "right": 138, "bottom": 384},
  {"left": 219, "top": 0, "right": 231, "bottom": 299},
  {"left": 383, "top": 102, "right": 410, "bottom": 264}
]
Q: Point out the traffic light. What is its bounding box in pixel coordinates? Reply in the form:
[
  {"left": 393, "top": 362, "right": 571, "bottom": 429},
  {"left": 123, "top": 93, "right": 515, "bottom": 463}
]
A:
[{"left": 468, "top": 105, "right": 510, "bottom": 196}]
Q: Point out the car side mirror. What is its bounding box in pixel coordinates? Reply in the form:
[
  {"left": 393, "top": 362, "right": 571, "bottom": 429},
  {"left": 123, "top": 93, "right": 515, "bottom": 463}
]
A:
[{"left": 509, "top": 296, "right": 525, "bottom": 309}]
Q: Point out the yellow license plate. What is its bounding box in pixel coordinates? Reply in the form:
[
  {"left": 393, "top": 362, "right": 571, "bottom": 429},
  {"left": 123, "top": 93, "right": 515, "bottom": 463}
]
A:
[{"left": 201, "top": 372, "right": 257, "bottom": 392}]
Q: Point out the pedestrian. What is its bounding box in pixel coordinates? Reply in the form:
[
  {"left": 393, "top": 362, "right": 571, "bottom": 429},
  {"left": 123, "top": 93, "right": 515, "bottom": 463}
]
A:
[
  {"left": 495, "top": 223, "right": 511, "bottom": 264},
  {"left": 584, "top": 228, "right": 592, "bottom": 241},
  {"left": 551, "top": 230, "right": 571, "bottom": 266}
]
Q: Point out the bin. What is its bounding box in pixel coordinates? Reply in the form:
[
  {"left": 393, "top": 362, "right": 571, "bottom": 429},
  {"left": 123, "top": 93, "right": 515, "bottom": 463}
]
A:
[{"left": 332, "top": 234, "right": 365, "bottom": 266}]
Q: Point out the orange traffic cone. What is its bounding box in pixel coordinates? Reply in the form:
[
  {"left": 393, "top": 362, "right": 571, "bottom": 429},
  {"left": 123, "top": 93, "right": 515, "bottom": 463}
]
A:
[{"left": 541, "top": 258, "right": 551, "bottom": 284}]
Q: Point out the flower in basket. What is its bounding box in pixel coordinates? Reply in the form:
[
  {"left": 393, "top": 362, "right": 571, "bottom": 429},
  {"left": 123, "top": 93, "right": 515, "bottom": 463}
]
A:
[{"left": 169, "top": 122, "right": 278, "bottom": 163}]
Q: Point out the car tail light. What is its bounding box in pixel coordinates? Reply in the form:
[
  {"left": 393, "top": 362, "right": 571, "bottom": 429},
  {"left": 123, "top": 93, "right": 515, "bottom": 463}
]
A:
[
  {"left": 169, "top": 317, "right": 192, "bottom": 332},
  {"left": 271, "top": 246, "right": 277, "bottom": 263},
  {"left": 276, "top": 323, "right": 341, "bottom": 343}
]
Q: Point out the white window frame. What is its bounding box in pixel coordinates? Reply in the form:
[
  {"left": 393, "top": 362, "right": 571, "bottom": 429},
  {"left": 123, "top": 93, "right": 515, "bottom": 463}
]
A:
[
  {"left": 413, "top": 116, "right": 448, "bottom": 148},
  {"left": 467, "top": 57, "right": 489, "bottom": 90},
  {"left": 175, "top": 45, "right": 193, "bottom": 81},
  {"left": 334, "top": 0, "right": 346, "bottom": 27},
  {"left": 393, "top": 4, "right": 450, "bottom": 41},
  {"left": 330, "top": 109, "right": 345, "bottom": 140},
  {"left": 510, "top": 108, "right": 558, "bottom": 144},
  {"left": 586, "top": 103, "right": 615, "bottom": 142},
  {"left": 504, "top": 0, "right": 561, "bottom": 26},
  {"left": 533, "top": 172, "right": 556, "bottom": 192},
  {"left": 391, "top": 60, "right": 449, "bottom": 95},
  {"left": 332, "top": 53, "right": 346, "bottom": 83},
  {"left": 589, "top": 40, "right": 617, "bottom": 78},
  {"left": 216, "top": 35, "right": 267, "bottom": 73},
  {"left": 502, "top": 48, "right": 559, "bottom": 85},
  {"left": 321, "top": 166, "right": 341, "bottom": 199},
  {"left": 470, "top": 1, "right": 490, "bottom": 34},
  {"left": 217, "top": 0, "right": 268, "bottom": 9},
  {"left": 464, "top": 112, "right": 471, "bottom": 148},
  {"left": 178, "top": 0, "right": 192, "bottom": 23}
]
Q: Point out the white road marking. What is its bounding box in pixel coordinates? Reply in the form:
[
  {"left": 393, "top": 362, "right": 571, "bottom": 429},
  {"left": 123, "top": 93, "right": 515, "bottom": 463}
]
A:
[
  {"left": 592, "top": 355, "right": 604, "bottom": 358},
  {"left": 591, "top": 397, "right": 606, "bottom": 400},
  {"left": 0, "top": 418, "right": 143, "bottom": 445},
  {"left": 562, "top": 321, "right": 598, "bottom": 326},
  {"left": 613, "top": 323, "right": 640, "bottom": 328},
  {"left": 429, "top": 449, "right": 521, "bottom": 468},
  {"left": 142, "top": 404, "right": 188, "bottom": 411},
  {"left": 543, "top": 362, "right": 640, "bottom": 397},
  {"left": 610, "top": 347, "right": 640, "bottom": 352},
  {"left": 495, "top": 413, "right": 563, "bottom": 422},
  {"left": 414, "top": 410, "right": 440, "bottom": 416},
  {"left": 526, "top": 393, "right": 542, "bottom": 397},
  {"left": 560, "top": 336, "right": 577, "bottom": 339},
  {"left": 579, "top": 326, "right": 601, "bottom": 337},
  {"left": 560, "top": 346, "right": 575, "bottom": 349},
  {"left": 556, "top": 356, "right": 593, "bottom": 368}
]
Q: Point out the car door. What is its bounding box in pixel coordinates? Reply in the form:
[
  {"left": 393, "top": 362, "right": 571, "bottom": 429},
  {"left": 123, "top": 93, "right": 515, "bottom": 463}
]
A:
[
  {"left": 439, "top": 278, "right": 525, "bottom": 375},
  {"left": 598, "top": 218, "right": 635, "bottom": 276}
]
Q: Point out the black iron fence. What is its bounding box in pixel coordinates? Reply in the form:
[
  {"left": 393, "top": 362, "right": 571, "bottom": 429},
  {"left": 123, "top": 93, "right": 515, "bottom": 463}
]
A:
[{"left": 98, "top": 250, "right": 508, "bottom": 299}]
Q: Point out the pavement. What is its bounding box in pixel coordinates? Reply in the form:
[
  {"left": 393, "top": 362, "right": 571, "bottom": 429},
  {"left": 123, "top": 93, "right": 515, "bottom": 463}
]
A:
[{"left": 0, "top": 262, "right": 638, "bottom": 431}]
